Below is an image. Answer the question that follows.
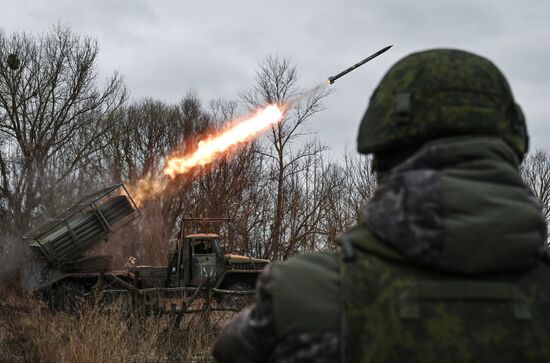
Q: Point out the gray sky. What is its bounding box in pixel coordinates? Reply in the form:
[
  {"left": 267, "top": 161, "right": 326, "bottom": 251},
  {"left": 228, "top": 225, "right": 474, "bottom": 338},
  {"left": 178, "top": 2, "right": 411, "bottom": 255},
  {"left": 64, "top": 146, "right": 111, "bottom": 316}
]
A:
[{"left": 2, "top": 0, "right": 549, "bottom": 159}]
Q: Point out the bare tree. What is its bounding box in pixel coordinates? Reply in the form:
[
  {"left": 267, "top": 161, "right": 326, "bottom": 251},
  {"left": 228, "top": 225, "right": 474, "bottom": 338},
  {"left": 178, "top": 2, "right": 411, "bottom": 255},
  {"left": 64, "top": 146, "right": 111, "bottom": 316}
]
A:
[
  {"left": 342, "top": 151, "right": 377, "bottom": 222},
  {"left": 104, "top": 98, "right": 182, "bottom": 183},
  {"left": 0, "top": 25, "right": 126, "bottom": 234},
  {"left": 241, "top": 55, "right": 332, "bottom": 260},
  {"left": 319, "top": 151, "right": 377, "bottom": 248},
  {"left": 521, "top": 149, "right": 550, "bottom": 240}
]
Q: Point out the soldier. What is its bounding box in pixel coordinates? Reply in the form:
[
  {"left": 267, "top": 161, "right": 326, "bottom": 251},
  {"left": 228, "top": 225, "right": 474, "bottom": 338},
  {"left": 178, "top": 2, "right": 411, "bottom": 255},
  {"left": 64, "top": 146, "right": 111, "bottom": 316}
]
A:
[{"left": 212, "top": 49, "right": 549, "bottom": 362}]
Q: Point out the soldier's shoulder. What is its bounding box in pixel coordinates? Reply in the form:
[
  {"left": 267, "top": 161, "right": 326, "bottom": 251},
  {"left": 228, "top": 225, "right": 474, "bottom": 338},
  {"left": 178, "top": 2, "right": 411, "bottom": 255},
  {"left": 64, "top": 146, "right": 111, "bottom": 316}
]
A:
[
  {"left": 340, "top": 224, "right": 406, "bottom": 262},
  {"left": 269, "top": 251, "right": 340, "bottom": 338},
  {"left": 270, "top": 250, "right": 340, "bottom": 298}
]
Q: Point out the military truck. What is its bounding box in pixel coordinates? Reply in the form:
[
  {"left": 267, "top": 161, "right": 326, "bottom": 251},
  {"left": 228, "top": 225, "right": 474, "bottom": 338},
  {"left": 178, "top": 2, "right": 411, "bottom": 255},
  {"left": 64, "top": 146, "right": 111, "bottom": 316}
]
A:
[
  {"left": 135, "top": 229, "right": 268, "bottom": 291},
  {"left": 23, "top": 184, "right": 269, "bottom": 311}
]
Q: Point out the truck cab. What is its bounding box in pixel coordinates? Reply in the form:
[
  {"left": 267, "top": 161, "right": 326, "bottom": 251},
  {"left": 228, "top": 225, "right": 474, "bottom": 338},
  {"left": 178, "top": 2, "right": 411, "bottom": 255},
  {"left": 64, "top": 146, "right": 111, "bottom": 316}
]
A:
[{"left": 166, "top": 233, "right": 268, "bottom": 290}]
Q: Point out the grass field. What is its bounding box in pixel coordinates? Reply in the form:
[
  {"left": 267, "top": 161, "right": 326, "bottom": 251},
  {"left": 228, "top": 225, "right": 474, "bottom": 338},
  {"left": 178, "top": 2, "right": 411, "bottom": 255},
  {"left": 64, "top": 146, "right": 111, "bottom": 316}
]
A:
[{"left": 0, "top": 282, "right": 234, "bottom": 362}]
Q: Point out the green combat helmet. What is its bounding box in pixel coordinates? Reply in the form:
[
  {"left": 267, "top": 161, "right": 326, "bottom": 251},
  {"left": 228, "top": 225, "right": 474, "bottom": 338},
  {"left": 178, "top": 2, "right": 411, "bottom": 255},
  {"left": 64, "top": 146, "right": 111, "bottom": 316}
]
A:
[{"left": 357, "top": 49, "right": 529, "bottom": 161}]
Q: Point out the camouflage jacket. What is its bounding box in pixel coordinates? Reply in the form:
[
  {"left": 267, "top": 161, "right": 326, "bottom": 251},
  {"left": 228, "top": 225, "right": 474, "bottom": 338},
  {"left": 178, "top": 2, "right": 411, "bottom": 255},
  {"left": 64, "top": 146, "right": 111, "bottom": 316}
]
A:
[{"left": 213, "top": 137, "right": 548, "bottom": 362}]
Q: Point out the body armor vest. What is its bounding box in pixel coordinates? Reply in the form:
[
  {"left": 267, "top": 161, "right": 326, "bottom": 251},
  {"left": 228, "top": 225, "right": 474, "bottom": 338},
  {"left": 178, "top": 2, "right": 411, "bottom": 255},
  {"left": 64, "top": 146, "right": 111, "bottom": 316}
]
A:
[{"left": 341, "top": 237, "right": 550, "bottom": 363}]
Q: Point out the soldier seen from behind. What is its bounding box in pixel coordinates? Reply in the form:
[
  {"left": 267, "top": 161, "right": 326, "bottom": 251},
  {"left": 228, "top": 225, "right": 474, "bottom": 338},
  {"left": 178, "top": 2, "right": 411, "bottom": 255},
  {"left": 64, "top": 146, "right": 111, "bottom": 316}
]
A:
[{"left": 213, "top": 49, "right": 549, "bottom": 362}]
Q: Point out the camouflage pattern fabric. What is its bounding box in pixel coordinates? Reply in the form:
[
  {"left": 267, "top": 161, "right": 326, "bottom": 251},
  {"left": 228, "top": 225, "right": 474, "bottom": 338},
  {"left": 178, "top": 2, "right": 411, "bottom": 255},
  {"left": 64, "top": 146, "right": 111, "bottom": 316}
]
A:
[
  {"left": 357, "top": 49, "right": 528, "bottom": 160},
  {"left": 342, "top": 234, "right": 550, "bottom": 363},
  {"left": 363, "top": 137, "right": 547, "bottom": 274}
]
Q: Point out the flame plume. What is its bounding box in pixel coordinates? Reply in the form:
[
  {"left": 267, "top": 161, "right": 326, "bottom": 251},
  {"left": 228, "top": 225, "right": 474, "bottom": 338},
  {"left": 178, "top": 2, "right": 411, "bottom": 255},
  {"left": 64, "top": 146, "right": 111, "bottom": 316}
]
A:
[
  {"left": 125, "top": 44, "right": 392, "bottom": 205},
  {"left": 129, "top": 104, "right": 284, "bottom": 204},
  {"left": 164, "top": 104, "right": 283, "bottom": 178}
]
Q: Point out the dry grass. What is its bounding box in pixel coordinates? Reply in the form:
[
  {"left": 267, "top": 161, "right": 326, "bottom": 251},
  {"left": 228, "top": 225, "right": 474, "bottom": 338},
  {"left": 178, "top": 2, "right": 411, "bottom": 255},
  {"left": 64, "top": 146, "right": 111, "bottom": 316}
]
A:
[{"left": 0, "top": 285, "right": 235, "bottom": 363}]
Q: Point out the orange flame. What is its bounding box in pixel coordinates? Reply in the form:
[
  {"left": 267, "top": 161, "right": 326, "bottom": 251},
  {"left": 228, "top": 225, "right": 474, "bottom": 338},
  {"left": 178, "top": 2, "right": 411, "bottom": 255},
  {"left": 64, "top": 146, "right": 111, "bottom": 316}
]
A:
[
  {"left": 164, "top": 104, "right": 283, "bottom": 178},
  {"left": 129, "top": 104, "right": 284, "bottom": 205}
]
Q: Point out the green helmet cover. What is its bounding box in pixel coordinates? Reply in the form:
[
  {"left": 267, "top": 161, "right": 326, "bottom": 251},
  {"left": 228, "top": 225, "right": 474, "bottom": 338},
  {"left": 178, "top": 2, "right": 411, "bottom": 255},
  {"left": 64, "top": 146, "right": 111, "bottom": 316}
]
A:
[{"left": 357, "top": 49, "right": 529, "bottom": 160}]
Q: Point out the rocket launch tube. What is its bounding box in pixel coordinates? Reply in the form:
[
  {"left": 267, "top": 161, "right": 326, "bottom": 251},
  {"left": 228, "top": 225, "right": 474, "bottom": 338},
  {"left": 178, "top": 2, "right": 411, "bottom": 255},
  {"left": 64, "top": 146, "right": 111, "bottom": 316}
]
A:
[
  {"left": 50, "top": 200, "right": 133, "bottom": 259},
  {"left": 46, "top": 198, "right": 130, "bottom": 252},
  {"left": 49, "top": 198, "right": 131, "bottom": 251},
  {"left": 31, "top": 195, "right": 134, "bottom": 266}
]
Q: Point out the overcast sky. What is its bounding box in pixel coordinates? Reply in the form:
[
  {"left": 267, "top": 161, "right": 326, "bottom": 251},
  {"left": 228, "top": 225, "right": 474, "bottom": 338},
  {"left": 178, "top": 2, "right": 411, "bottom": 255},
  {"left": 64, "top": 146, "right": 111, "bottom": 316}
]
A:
[{"left": 2, "top": 0, "right": 549, "bottom": 159}]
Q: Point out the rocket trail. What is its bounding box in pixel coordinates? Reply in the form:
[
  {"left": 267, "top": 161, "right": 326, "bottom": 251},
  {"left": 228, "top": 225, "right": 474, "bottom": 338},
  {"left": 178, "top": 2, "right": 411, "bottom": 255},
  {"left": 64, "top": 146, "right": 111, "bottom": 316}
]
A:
[
  {"left": 164, "top": 105, "right": 284, "bottom": 178},
  {"left": 130, "top": 45, "right": 392, "bottom": 204},
  {"left": 129, "top": 104, "right": 285, "bottom": 204}
]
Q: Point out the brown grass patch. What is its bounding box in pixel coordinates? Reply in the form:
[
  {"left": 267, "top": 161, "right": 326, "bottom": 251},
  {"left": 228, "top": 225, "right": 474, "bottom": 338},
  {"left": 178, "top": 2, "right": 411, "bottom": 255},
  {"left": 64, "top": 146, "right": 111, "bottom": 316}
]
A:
[{"left": 0, "top": 286, "right": 235, "bottom": 362}]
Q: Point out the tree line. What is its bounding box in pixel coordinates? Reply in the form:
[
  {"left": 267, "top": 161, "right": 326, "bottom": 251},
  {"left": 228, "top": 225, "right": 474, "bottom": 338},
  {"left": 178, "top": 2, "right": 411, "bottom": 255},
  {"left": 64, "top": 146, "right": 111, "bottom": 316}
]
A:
[{"left": 0, "top": 26, "right": 548, "bottom": 270}]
